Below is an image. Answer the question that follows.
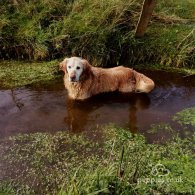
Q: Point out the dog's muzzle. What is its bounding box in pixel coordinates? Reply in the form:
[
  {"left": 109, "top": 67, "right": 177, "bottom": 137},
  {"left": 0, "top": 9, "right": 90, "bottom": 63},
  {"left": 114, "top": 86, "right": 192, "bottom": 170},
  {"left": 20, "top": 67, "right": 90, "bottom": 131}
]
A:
[{"left": 70, "top": 75, "right": 76, "bottom": 82}]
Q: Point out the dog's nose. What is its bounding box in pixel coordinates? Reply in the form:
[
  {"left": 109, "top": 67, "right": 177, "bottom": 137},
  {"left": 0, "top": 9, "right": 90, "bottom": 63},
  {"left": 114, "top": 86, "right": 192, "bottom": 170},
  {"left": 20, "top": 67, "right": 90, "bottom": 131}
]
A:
[
  {"left": 70, "top": 74, "right": 76, "bottom": 81},
  {"left": 70, "top": 76, "right": 76, "bottom": 81}
]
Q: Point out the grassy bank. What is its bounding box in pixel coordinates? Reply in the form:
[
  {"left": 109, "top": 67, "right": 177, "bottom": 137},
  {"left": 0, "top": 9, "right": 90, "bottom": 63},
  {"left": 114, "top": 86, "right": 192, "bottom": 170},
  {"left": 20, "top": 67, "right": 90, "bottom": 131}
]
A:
[
  {"left": 0, "top": 60, "right": 60, "bottom": 88},
  {"left": 0, "top": 108, "right": 195, "bottom": 194},
  {"left": 1, "top": 0, "right": 195, "bottom": 69}
]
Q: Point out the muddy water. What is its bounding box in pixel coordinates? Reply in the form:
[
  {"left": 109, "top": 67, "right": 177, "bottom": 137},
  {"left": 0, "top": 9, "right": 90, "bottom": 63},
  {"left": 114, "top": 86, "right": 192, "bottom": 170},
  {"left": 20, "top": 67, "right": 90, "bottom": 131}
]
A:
[{"left": 0, "top": 70, "right": 195, "bottom": 142}]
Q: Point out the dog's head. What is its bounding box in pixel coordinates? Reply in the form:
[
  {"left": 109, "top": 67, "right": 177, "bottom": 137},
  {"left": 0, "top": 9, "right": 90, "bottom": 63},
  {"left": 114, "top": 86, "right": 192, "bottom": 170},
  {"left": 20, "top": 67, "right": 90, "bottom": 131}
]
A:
[{"left": 59, "top": 57, "right": 91, "bottom": 82}]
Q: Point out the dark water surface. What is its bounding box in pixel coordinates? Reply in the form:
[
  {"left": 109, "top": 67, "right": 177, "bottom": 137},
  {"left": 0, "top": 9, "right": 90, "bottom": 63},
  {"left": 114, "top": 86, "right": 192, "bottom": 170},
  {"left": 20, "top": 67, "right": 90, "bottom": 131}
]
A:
[{"left": 0, "top": 70, "right": 195, "bottom": 142}]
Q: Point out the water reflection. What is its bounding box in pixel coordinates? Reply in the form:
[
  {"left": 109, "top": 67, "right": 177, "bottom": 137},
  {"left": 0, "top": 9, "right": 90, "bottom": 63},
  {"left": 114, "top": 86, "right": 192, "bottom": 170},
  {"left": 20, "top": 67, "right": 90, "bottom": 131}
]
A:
[{"left": 64, "top": 92, "right": 150, "bottom": 132}]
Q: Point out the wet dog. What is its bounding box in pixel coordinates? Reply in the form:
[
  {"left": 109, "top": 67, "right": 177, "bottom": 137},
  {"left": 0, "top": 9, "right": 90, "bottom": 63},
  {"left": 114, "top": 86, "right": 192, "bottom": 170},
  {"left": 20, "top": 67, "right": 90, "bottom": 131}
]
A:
[{"left": 59, "top": 57, "right": 155, "bottom": 100}]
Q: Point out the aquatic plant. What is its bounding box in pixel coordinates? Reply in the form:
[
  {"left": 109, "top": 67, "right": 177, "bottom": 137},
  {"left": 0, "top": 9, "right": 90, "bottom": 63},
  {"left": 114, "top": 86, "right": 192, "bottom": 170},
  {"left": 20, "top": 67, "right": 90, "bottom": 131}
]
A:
[{"left": 173, "top": 107, "right": 195, "bottom": 127}]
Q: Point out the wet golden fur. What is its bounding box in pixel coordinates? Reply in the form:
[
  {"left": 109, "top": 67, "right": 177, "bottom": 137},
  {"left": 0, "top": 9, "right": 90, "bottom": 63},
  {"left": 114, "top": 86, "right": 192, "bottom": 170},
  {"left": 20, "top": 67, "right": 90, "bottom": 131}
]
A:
[{"left": 60, "top": 57, "right": 155, "bottom": 100}]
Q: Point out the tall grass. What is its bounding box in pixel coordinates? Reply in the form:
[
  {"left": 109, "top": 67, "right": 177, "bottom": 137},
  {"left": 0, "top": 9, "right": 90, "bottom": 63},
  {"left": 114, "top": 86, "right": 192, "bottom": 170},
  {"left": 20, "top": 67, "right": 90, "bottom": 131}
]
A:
[
  {"left": 0, "top": 0, "right": 194, "bottom": 68},
  {"left": 0, "top": 0, "right": 137, "bottom": 62}
]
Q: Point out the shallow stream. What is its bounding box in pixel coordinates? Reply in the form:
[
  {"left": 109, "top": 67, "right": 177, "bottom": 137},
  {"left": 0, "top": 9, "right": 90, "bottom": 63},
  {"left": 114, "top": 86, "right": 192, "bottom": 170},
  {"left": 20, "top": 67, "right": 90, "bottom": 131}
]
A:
[{"left": 0, "top": 70, "right": 195, "bottom": 142}]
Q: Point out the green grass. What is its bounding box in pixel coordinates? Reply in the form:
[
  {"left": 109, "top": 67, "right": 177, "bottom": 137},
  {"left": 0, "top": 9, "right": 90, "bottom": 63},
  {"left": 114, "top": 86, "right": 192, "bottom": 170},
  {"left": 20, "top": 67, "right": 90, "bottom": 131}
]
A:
[
  {"left": 0, "top": 60, "right": 60, "bottom": 88},
  {"left": 1, "top": 107, "right": 195, "bottom": 194},
  {"left": 0, "top": 0, "right": 195, "bottom": 69},
  {"left": 156, "top": 0, "right": 195, "bottom": 20},
  {"left": 128, "top": 24, "right": 194, "bottom": 68}
]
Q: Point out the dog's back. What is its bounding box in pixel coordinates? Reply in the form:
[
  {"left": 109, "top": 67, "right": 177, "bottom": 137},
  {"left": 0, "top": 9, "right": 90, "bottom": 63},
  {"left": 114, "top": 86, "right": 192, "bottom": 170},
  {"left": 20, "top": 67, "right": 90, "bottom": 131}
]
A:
[{"left": 90, "top": 66, "right": 136, "bottom": 94}]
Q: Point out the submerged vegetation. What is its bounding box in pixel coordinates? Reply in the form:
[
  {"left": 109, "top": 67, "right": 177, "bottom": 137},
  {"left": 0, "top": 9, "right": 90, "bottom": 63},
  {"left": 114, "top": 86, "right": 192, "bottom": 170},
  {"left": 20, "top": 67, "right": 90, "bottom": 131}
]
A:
[
  {"left": 0, "top": 0, "right": 195, "bottom": 68},
  {"left": 1, "top": 107, "right": 195, "bottom": 194},
  {"left": 173, "top": 107, "right": 195, "bottom": 127}
]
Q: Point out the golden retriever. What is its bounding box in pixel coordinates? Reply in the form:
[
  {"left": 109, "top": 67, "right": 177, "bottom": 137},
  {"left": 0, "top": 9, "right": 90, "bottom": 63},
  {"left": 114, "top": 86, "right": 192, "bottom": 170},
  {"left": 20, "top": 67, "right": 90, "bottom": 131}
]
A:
[{"left": 59, "top": 57, "right": 155, "bottom": 100}]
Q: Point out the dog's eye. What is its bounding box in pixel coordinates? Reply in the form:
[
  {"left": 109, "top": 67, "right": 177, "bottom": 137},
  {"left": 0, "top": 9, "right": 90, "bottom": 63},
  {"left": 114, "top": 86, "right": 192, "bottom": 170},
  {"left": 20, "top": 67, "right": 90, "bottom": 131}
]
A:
[
  {"left": 76, "top": 66, "right": 81, "bottom": 70},
  {"left": 68, "top": 66, "right": 71, "bottom": 69}
]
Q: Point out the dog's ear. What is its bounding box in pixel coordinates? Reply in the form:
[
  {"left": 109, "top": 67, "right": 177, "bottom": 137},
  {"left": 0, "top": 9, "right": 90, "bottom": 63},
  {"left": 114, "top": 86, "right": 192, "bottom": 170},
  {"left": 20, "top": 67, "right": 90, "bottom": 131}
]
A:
[
  {"left": 82, "top": 59, "right": 91, "bottom": 73},
  {"left": 59, "top": 58, "right": 69, "bottom": 73},
  {"left": 79, "top": 59, "right": 92, "bottom": 81}
]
